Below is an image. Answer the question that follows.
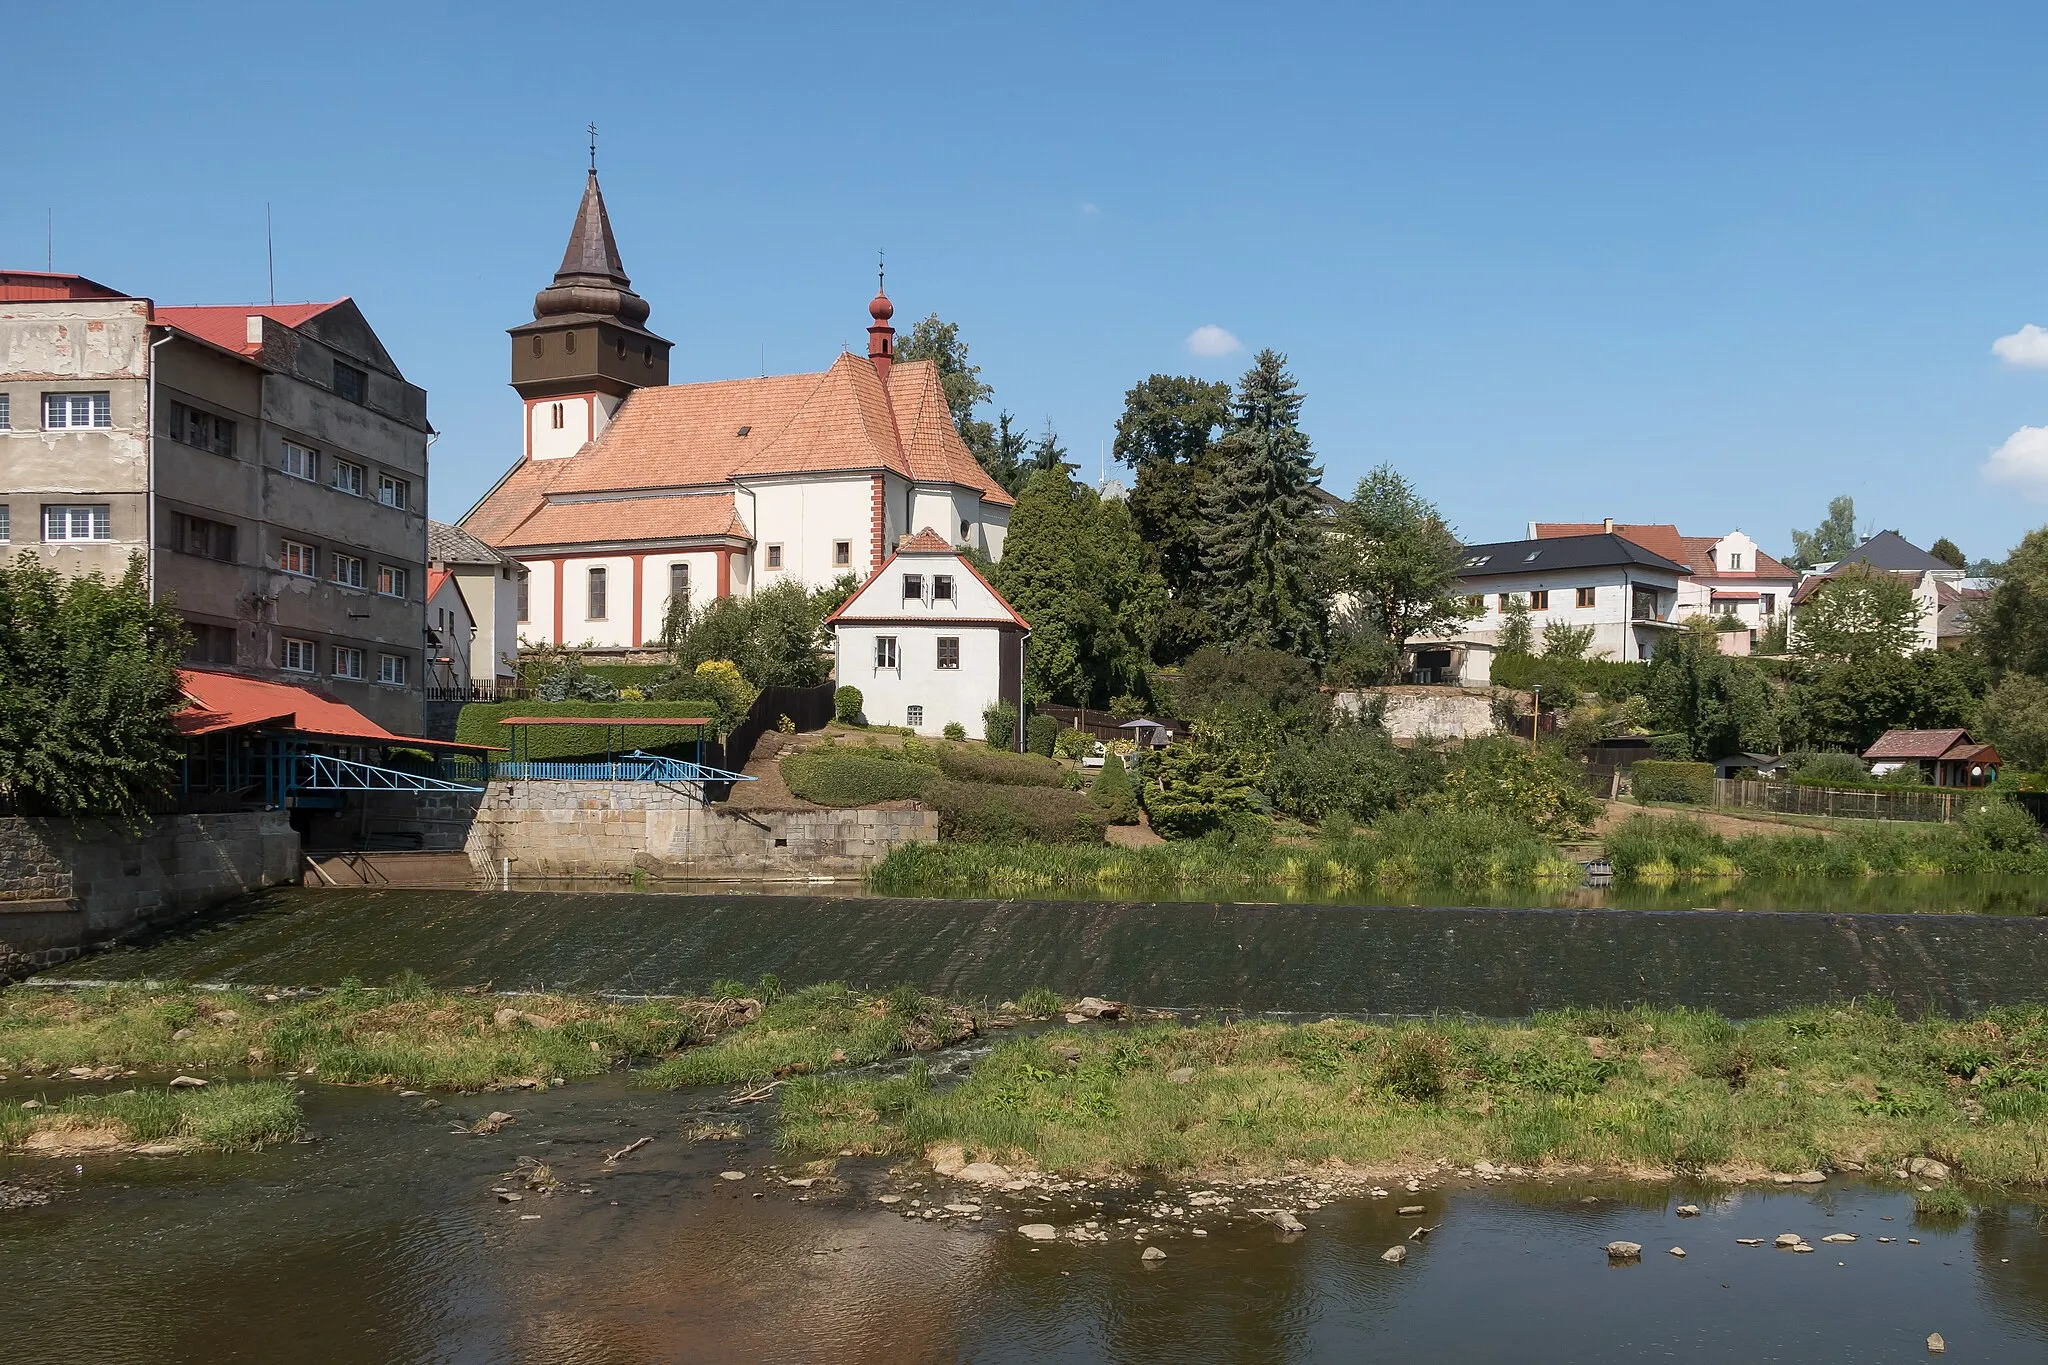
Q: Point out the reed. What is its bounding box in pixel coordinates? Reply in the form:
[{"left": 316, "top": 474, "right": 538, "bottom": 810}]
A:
[
  {"left": 0, "top": 1081, "right": 300, "bottom": 1153},
  {"left": 1606, "top": 813, "right": 2048, "bottom": 883}
]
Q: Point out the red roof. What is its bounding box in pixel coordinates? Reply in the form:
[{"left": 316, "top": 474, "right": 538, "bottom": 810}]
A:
[
  {"left": 823, "top": 528, "right": 1030, "bottom": 630},
  {"left": 1863, "top": 728, "right": 1971, "bottom": 761},
  {"left": 175, "top": 669, "right": 406, "bottom": 744},
  {"left": 155, "top": 301, "right": 346, "bottom": 355},
  {"left": 0, "top": 270, "right": 131, "bottom": 301},
  {"left": 897, "top": 527, "right": 954, "bottom": 553},
  {"left": 426, "top": 568, "right": 452, "bottom": 602},
  {"left": 1533, "top": 523, "right": 1795, "bottom": 580}
]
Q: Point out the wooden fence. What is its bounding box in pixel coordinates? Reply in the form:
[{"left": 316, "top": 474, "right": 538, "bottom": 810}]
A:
[
  {"left": 1034, "top": 704, "right": 1191, "bottom": 744},
  {"left": 1713, "top": 779, "right": 1971, "bottom": 824},
  {"left": 721, "top": 682, "right": 837, "bottom": 778}
]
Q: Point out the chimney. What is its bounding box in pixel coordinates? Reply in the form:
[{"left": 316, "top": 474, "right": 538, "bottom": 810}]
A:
[
  {"left": 1603, "top": 517, "right": 1614, "bottom": 534},
  {"left": 245, "top": 314, "right": 265, "bottom": 347}
]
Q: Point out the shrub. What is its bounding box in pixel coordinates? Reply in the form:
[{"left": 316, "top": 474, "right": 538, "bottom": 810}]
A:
[
  {"left": 1963, "top": 794, "right": 2042, "bottom": 855},
  {"left": 1632, "top": 760, "right": 1715, "bottom": 805},
  {"left": 535, "top": 658, "right": 619, "bottom": 702},
  {"left": 1429, "top": 737, "right": 1601, "bottom": 837},
  {"left": 455, "top": 700, "right": 726, "bottom": 760},
  {"left": 1789, "top": 750, "right": 1868, "bottom": 785},
  {"left": 780, "top": 747, "right": 935, "bottom": 806},
  {"left": 934, "top": 745, "right": 1066, "bottom": 787},
  {"left": 1026, "top": 714, "right": 1058, "bottom": 757},
  {"left": 834, "top": 685, "right": 864, "bottom": 724},
  {"left": 692, "top": 660, "right": 759, "bottom": 720},
  {"left": 984, "top": 701, "right": 1019, "bottom": 749},
  {"left": 1053, "top": 726, "right": 1092, "bottom": 760},
  {"left": 1144, "top": 741, "right": 1269, "bottom": 841},
  {"left": 1088, "top": 755, "right": 1140, "bottom": 824},
  {"left": 1264, "top": 720, "right": 1439, "bottom": 823},
  {"left": 930, "top": 779, "right": 1109, "bottom": 844},
  {"left": 943, "top": 721, "right": 967, "bottom": 741}
]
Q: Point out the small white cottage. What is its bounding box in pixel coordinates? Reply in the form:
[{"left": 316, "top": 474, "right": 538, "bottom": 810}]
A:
[{"left": 826, "top": 528, "right": 1030, "bottom": 743}]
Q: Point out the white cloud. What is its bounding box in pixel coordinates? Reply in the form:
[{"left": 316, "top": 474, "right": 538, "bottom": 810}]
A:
[
  {"left": 1984, "top": 425, "right": 2048, "bottom": 500},
  {"left": 1185, "top": 324, "right": 1242, "bottom": 357},
  {"left": 1080, "top": 202, "right": 1100, "bottom": 216},
  {"left": 1992, "top": 323, "right": 2048, "bottom": 369}
]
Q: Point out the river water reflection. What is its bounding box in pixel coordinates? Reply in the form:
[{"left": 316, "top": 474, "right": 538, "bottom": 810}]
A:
[{"left": 1, "top": 1075, "right": 2044, "bottom": 1363}]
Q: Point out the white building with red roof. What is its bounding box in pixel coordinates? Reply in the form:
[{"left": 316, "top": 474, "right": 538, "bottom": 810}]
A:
[
  {"left": 1531, "top": 520, "right": 1799, "bottom": 647},
  {"left": 460, "top": 170, "right": 1015, "bottom": 650},
  {"left": 825, "top": 529, "right": 1029, "bottom": 740}
]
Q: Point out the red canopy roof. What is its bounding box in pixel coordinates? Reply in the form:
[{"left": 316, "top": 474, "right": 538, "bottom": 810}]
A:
[{"left": 176, "top": 669, "right": 407, "bottom": 744}]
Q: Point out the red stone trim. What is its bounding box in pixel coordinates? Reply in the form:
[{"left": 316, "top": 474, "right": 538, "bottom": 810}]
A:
[
  {"left": 869, "top": 474, "right": 886, "bottom": 578},
  {"left": 551, "top": 558, "right": 564, "bottom": 644},
  {"left": 717, "top": 548, "right": 732, "bottom": 598},
  {"left": 630, "top": 553, "right": 646, "bottom": 646}
]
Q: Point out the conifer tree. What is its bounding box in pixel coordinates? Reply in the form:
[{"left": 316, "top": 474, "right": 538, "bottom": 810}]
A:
[{"left": 1198, "top": 350, "right": 1327, "bottom": 658}]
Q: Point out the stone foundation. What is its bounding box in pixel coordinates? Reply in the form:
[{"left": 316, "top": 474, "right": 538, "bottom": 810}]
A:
[
  {"left": 0, "top": 812, "right": 300, "bottom": 980},
  {"left": 463, "top": 780, "right": 937, "bottom": 879},
  {"left": 1335, "top": 686, "right": 1502, "bottom": 740}
]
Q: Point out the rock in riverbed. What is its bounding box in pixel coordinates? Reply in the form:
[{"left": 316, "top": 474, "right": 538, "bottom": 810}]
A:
[
  {"left": 1669, "top": 1247, "right": 1686, "bottom": 1258},
  {"left": 1774, "top": 1170, "right": 1827, "bottom": 1185},
  {"left": 1927, "top": 1332, "right": 1945, "bottom": 1353},
  {"left": 1397, "top": 1205, "right": 1426, "bottom": 1217},
  {"left": 1073, "top": 997, "right": 1122, "bottom": 1019},
  {"left": 1018, "top": 1224, "right": 1058, "bottom": 1242},
  {"left": 718, "top": 1171, "right": 746, "bottom": 1181},
  {"left": 1252, "top": 1209, "right": 1306, "bottom": 1234},
  {"left": 1775, "top": 1233, "right": 1803, "bottom": 1248},
  {"left": 1822, "top": 1233, "right": 1856, "bottom": 1243},
  {"left": 1605, "top": 1242, "right": 1642, "bottom": 1261},
  {"left": 1142, "top": 1246, "right": 1165, "bottom": 1262},
  {"left": 168, "top": 1076, "right": 207, "bottom": 1089},
  {"left": 1906, "top": 1157, "right": 1950, "bottom": 1182},
  {"left": 955, "top": 1163, "right": 1014, "bottom": 1187},
  {"left": 1676, "top": 1204, "right": 1701, "bottom": 1217},
  {"left": 1381, "top": 1245, "right": 1407, "bottom": 1264}
]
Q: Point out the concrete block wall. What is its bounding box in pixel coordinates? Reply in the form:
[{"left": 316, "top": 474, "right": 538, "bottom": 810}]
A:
[
  {"left": 1334, "top": 686, "right": 1502, "bottom": 741},
  {"left": 464, "top": 780, "right": 937, "bottom": 880},
  {"left": 0, "top": 812, "right": 300, "bottom": 981}
]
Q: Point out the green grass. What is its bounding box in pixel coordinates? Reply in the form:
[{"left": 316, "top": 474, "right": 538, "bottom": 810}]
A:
[
  {"left": 635, "top": 983, "right": 976, "bottom": 1088},
  {"left": 0, "top": 1081, "right": 300, "bottom": 1152},
  {"left": 1606, "top": 813, "right": 2048, "bottom": 883},
  {"left": 867, "top": 806, "right": 1583, "bottom": 898},
  {"left": 776, "top": 1000, "right": 2048, "bottom": 1187}
]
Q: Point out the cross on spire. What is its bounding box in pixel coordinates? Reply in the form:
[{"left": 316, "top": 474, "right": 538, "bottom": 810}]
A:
[
  {"left": 587, "top": 122, "right": 598, "bottom": 172},
  {"left": 878, "top": 248, "right": 885, "bottom": 294}
]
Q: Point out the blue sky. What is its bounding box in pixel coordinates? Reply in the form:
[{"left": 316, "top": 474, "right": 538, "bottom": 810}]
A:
[{"left": 11, "top": 2, "right": 2048, "bottom": 562}]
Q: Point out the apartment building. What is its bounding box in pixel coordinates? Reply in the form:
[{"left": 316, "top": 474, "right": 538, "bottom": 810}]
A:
[{"left": 0, "top": 272, "right": 431, "bottom": 735}]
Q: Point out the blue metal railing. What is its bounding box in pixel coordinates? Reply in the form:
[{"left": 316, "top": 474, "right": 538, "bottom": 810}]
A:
[
  {"left": 300, "top": 753, "right": 486, "bottom": 794},
  {"left": 487, "top": 751, "right": 752, "bottom": 786}
]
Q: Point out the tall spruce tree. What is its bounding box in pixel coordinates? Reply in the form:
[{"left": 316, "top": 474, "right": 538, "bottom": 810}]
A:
[
  {"left": 1198, "top": 350, "right": 1327, "bottom": 658},
  {"left": 1112, "top": 374, "right": 1231, "bottom": 662}
]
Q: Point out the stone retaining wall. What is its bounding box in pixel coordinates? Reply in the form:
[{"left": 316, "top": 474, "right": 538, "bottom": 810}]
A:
[
  {"left": 0, "top": 812, "right": 300, "bottom": 980},
  {"left": 463, "top": 780, "right": 937, "bottom": 880},
  {"left": 1334, "top": 686, "right": 1501, "bottom": 740}
]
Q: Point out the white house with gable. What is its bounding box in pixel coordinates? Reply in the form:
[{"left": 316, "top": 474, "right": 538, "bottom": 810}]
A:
[{"left": 826, "top": 529, "right": 1029, "bottom": 743}]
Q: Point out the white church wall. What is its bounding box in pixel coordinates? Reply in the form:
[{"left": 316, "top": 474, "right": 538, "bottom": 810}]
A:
[{"left": 746, "top": 475, "right": 873, "bottom": 590}]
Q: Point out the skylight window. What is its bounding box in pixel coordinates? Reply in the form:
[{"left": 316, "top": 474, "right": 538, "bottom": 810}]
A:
[{"left": 1524, "top": 551, "right": 1542, "bottom": 561}]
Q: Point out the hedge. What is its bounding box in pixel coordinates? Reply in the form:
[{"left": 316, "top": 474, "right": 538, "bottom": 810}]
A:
[
  {"left": 781, "top": 747, "right": 935, "bottom": 807},
  {"left": 1631, "top": 760, "right": 1716, "bottom": 805},
  {"left": 455, "top": 700, "right": 725, "bottom": 761},
  {"left": 930, "top": 779, "right": 1109, "bottom": 844},
  {"left": 933, "top": 747, "right": 1067, "bottom": 789},
  {"left": 1492, "top": 651, "right": 1651, "bottom": 703}
]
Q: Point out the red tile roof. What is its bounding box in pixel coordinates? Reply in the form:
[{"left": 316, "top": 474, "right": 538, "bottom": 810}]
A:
[
  {"left": 155, "top": 301, "right": 346, "bottom": 355},
  {"left": 1532, "top": 523, "right": 1794, "bottom": 579},
  {"left": 176, "top": 669, "right": 406, "bottom": 744},
  {"left": 1863, "top": 728, "right": 1971, "bottom": 761},
  {"left": 496, "top": 492, "right": 751, "bottom": 550},
  {"left": 426, "top": 568, "right": 452, "bottom": 602},
  {"left": 0, "top": 271, "right": 131, "bottom": 301},
  {"left": 824, "top": 532, "right": 1030, "bottom": 630},
  {"left": 897, "top": 527, "right": 954, "bottom": 553}
]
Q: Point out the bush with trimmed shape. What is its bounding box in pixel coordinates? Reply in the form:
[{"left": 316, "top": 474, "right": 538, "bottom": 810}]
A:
[
  {"left": 984, "top": 701, "right": 1019, "bottom": 749},
  {"left": 834, "top": 686, "right": 863, "bottom": 724},
  {"left": 1631, "top": 760, "right": 1716, "bottom": 805},
  {"left": 781, "top": 747, "right": 935, "bottom": 807},
  {"left": 934, "top": 746, "right": 1068, "bottom": 788},
  {"left": 456, "top": 700, "right": 726, "bottom": 760},
  {"left": 1026, "top": 714, "right": 1058, "bottom": 757},
  {"left": 930, "top": 779, "right": 1109, "bottom": 844}
]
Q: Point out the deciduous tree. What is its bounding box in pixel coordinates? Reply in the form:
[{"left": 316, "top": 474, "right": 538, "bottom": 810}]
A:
[
  {"left": 1979, "top": 527, "right": 2048, "bottom": 679},
  {"left": 1788, "top": 494, "right": 1860, "bottom": 570},
  {"left": 1791, "top": 562, "right": 1921, "bottom": 661},
  {"left": 1326, "top": 464, "right": 1475, "bottom": 681}
]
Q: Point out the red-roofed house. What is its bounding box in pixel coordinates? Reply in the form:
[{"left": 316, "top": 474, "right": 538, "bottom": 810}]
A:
[
  {"left": 2, "top": 271, "right": 432, "bottom": 735},
  {"left": 1863, "top": 728, "right": 2001, "bottom": 787},
  {"left": 825, "top": 528, "right": 1029, "bottom": 740},
  {"left": 459, "top": 170, "right": 1016, "bottom": 650},
  {"left": 1531, "top": 520, "right": 1798, "bottom": 648}
]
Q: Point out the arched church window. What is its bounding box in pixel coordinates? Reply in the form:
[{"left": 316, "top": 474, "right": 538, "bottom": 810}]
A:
[
  {"left": 564, "top": 332, "right": 577, "bottom": 355},
  {"left": 531, "top": 336, "right": 543, "bottom": 357}
]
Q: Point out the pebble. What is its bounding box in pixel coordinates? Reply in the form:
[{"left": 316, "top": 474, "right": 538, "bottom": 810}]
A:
[
  {"left": 1878, "top": 1237, "right": 1897, "bottom": 1244},
  {"left": 1018, "top": 1224, "right": 1058, "bottom": 1242},
  {"left": 1397, "top": 1205, "right": 1426, "bottom": 1217},
  {"left": 1909, "top": 1239, "right": 1921, "bottom": 1245},
  {"left": 1167, "top": 1067, "right": 1195, "bottom": 1084},
  {"left": 1737, "top": 1239, "right": 1764, "bottom": 1246},
  {"left": 1675, "top": 1204, "right": 1701, "bottom": 1218},
  {"left": 1928, "top": 1332, "right": 1945, "bottom": 1354},
  {"left": 1605, "top": 1241, "right": 1642, "bottom": 1261},
  {"left": 1822, "top": 1233, "right": 1856, "bottom": 1243},
  {"left": 1142, "top": 1246, "right": 1166, "bottom": 1262},
  {"left": 1775, "top": 1233, "right": 1803, "bottom": 1248},
  {"left": 718, "top": 1171, "right": 745, "bottom": 1181},
  {"left": 1774, "top": 1170, "right": 1827, "bottom": 1185},
  {"left": 1381, "top": 1245, "right": 1408, "bottom": 1264},
  {"left": 1669, "top": 1247, "right": 1686, "bottom": 1258},
  {"left": 168, "top": 1076, "right": 207, "bottom": 1089},
  {"left": 877, "top": 1195, "right": 902, "bottom": 1205},
  {"left": 945, "top": 1203, "right": 980, "bottom": 1215}
]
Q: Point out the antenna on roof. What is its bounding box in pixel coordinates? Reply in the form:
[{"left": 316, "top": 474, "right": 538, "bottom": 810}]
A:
[
  {"left": 46, "top": 209, "right": 52, "bottom": 271},
  {"left": 266, "top": 203, "right": 275, "bottom": 305},
  {"left": 588, "top": 121, "right": 599, "bottom": 172}
]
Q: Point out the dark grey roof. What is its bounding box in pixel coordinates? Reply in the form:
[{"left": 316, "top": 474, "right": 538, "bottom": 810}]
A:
[
  {"left": 429, "top": 520, "right": 513, "bottom": 567},
  {"left": 1834, "top": 530, "right": 1949, "bottom": 573},
  {"left": 1454, "top": 533, "right": 1687, "bottom": 578}
]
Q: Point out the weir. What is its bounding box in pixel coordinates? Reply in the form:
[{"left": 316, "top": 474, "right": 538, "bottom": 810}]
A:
[{"left": 45, "top": 888, "right": 2048, "bottom": 1018}]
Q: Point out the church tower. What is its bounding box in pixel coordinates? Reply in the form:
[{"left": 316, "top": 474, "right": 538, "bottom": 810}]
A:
[{"left": 509, "top": 168, "right": 671, "bottom": 461}]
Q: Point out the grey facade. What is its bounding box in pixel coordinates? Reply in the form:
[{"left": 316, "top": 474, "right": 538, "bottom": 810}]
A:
[{"left": 0, "top": 273, "right": 431, "bottom": 734}]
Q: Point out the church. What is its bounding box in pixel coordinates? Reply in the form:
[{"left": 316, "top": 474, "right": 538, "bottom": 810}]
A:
[{"left": 460, "top": 169, "right": 1015, "bottom": 648}]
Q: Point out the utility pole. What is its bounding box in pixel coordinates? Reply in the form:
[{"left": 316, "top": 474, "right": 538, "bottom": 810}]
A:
[{"left": 1529, "top": 685, "right": 1541, "bottom": 753}]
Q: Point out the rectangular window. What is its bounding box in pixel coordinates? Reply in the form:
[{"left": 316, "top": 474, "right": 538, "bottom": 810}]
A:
[
  {"left": 906, "top": 705, "right": 924, "bottom": 729},
  {"left": 1576, "top": 586, "right": 1596, "bottom": 608},
  {"left": 517, "top": 573, "right": 530, "bottom": 623},
  {"left": 333, "top": 361, "right": 368, "bottom": 405},
  {"left": 0, "top": 505, "right": 10, "bottom": 542},
  {"left": 1631, "top": 585, "right": 1660, "bottom": 620},
  {"left": 182, "top": 620, "right": 234, "bottom": 666},
  {"left": 377, "top": 473, "right": 410, "bottom": 509},
  {"left": 766, "top": 544, "right": 783, "bottom": 570},
  {"left": 936, "top": 636, "right": 960, "bottom": 670},
  {"left": 1728, "top": 553, "right": 1743, "bottom": 571},
  {"left": 902, "top": 573, "right": 924, "bottom": 602},
  {"left": 874, "top": 636, "right": 898, "bottom": 670},
  {"left": 668, "top": 561, "right": 689, "bottom": 605},
  {"left": 43, "top": 504, "right": 111, "bottom": 541},
  {"left": 176, "top": 514, "right": 236, "bottom": 562},
  {"left": 331, "top": 459, "right": 366, "bottom": 496},
  {"left": 377, "top": 652, "right": 408, "bottom": 686},
  {"left": 587, "top": 566, "right": 607, "bottom": 619},
  {"left": 833, "top": 540, "right": 851, "bottom": 568},
  {"left": 282, "top": 441, "right": 317, "bottom": 480},
  {"left": 279, "top": 540, "right": 316, "bottom": 576},
  {"left": 1498, "top": 594, "right": 1517, "bottom": 611},
  {"left": 0, "top": 393, "right": 9, "bottom": 427},
  {"left": 331, "top": 553, "right": 365, "bottom": 589},
  {"left": 550, "top": 402, "right": 565, "bottom": 430},
  {"left": 281, "top": 637, "right": 318, "bottom": 673},
  {"left": 933, "top": 574, "right": 954, "bottom": 601},
  {"left": 1761, "top": 593, "right": 1776, "bottom": 615},
  {"left": 332, "top": 646, "right": 365, "bottom": 680},
  {"left": 168, "top": 400, "right": 236, "bottom": 457},
  {"left": 377, "top": 564, "right": 409, "bottom": 599},
  {"left": 1529, "top": 590, "right": 1549, "bottom": 610},
  {"left": 1466, "top": 595, "right": 1484, "bottom": 610},
  {"left": 42, "top": 392, "right": 111, "bottom": 429}
]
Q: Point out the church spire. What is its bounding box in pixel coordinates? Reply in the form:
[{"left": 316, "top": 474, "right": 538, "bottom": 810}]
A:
[
  {"left": 866, "top": 252, "right": 895, "bottom": 382},
  {"left": 533, "top": 169, "right": 650, "bottom": 328}
]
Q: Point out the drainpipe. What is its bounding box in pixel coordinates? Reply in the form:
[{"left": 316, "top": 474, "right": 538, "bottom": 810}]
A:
[
  {"left": 1017, "top": 630, "right": 1031, "bottom": 753},
  {"left": 145, "top": 328, "right": 175, "bottom": 602}
]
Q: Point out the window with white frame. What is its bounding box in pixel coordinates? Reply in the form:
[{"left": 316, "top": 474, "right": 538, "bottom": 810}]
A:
[
  {"left": 377, "top": 652, "right": 408, "bottom": 686},
  {"left": 42, "top": 392, "right": 110, "bottom": 429},
  {"left": 0, "top": 394, "right": 10, "bottom": 427},
  {"left": 281, "top": 637, "right": 318, "bottom": 673},
  {"left": 282, "top": 442, "right": 317, "bottom": 480},
  {"left": 0, "top": 505, "right": 10, "bottom": 542},
  {"left": 874, "top": 636, "right": 898, "bottom": 669},
  {"left": 332, "top": 646, "right": 365, "bottom": 680},
  {"left": 936, "top": 636, "right": 960, "bottom": 670},
  {"left": 933, "top": 575, "right": 954, "bottom": 602},
  {"left": 377, "top": 564, "right": 408, "bottom": 598},
  {"left": 331, "top": 553, "right": 365, "bottom": 589},
  {"left": 587, "top": 566, "right": 607, "bottom": 619},
  {"left": 1728, "top": 553, "right": 1744, "bottom": 570},
  {"left": 901, "top": 573, "right": 923, "bottom": 602},
  {"left": 331, "top": 459, "right": 366, "bottom": 496},
  {"left": 279, "top": 540, "right": 316, "bottom": 576},
  {"left": 44, "top": 504, "right": 111, "bottom": 541},
  {"left": 377, "top": 473, "right": 410, "bottom": 509},
  {"left": 906, "top": 705, "right": 924, "bottom": 729}
]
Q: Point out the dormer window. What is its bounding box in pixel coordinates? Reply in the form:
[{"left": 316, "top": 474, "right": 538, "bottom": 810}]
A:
[
  {"left": 902, "top": 573, "right": 924, "bottom": 602},
  {"left": 1728, "top": 553, "right": 1743, "bottom": 570},
  {"left": 933, "top": 574, "right": 954, "bottom": 602}
]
